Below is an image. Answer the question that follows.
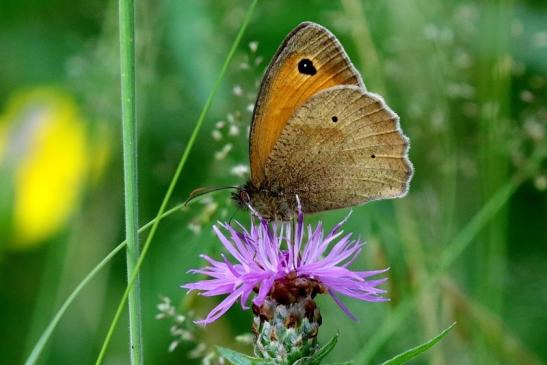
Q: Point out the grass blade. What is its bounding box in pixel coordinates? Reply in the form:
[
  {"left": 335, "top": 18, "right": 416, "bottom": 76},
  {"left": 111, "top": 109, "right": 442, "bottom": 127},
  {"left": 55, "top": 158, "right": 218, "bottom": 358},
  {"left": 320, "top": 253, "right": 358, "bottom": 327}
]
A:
[
  {"left": 23, "top": 204, "right": 184, "bottom": 365},
  {"left": 380, "top": 323, "right": 456, "bottom": 365}
]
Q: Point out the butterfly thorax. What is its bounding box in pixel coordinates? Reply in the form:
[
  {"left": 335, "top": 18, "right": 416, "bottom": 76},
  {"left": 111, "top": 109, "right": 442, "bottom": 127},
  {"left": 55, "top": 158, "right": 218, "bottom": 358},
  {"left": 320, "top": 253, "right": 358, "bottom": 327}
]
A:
[{"left": 233, "top": 181, "right": 298, "bottom": 221}]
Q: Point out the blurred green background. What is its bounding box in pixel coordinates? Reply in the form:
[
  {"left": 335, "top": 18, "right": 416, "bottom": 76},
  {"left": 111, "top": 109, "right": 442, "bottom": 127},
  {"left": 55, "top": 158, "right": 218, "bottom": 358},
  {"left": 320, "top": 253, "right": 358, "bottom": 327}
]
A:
[{"left": 1, "top": 0, "right": 546, "bottom": 364}]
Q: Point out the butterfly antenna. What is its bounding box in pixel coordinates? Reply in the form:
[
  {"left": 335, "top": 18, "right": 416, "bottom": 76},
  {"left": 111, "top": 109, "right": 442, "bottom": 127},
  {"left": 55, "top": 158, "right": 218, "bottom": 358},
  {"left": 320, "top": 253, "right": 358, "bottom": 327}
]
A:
[{"left": 185, "top": 185, "right": 238, "bottom": 206}]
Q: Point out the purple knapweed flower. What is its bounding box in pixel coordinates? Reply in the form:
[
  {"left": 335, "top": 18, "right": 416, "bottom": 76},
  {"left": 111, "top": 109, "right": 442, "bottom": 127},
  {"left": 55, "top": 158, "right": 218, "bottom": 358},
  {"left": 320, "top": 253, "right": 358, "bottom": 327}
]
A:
[{"left": 182, "top": 207, "right": 388, "bottom": 325}]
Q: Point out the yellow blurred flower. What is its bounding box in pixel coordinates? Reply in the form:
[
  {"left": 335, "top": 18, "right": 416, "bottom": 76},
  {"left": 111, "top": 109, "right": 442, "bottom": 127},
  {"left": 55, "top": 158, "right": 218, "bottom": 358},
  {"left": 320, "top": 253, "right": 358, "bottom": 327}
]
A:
[{"left": 0, "top": 88, "right": 100, "bottom": 250}]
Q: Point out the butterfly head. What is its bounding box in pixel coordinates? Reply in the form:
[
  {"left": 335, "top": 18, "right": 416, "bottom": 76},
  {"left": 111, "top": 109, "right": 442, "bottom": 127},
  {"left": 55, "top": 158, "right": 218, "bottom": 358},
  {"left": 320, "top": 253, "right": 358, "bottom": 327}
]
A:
[
  {"left": 233, "top": 181, "right": 298, "bottom": 222},
  {"left": 232, "top": 183, "right": 252, "bottom": 209}
]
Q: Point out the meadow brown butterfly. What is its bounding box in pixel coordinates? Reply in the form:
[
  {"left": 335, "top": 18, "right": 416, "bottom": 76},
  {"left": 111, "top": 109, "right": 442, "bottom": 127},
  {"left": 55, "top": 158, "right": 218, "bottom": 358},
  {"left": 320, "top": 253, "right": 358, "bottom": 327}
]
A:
[{"left": 231, "top": 21, "right": 413, "bottom": 220}]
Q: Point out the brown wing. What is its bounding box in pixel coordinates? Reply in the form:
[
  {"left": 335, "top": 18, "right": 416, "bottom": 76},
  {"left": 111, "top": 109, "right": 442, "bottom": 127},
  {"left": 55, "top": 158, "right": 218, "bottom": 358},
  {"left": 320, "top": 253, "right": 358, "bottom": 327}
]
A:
[
  {"left": 249, "top": 22, "right": 364, "bottom": 186},
  {"left": 263, "top": 85, "right": 413, "bottom": 214}
]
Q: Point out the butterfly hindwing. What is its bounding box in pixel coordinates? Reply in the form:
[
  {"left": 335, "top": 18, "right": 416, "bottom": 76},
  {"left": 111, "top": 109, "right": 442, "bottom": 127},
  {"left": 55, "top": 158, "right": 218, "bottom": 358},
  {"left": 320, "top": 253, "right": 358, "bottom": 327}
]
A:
[{"left": 263, "top": 85, "right": 413, "bottom": 213}]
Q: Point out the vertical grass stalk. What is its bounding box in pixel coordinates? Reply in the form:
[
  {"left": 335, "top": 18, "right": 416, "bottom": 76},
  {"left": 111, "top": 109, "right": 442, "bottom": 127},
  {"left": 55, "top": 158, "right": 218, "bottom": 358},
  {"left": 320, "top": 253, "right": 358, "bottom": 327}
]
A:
[
  {"left": 94, "top": 1, "right": 259, "bottom": 363},
  {"left": 476, "top": 0, "right": 513, "bottom": 313},
  {"left": 118, "top": 0, "right": 142, "bottom": 363},
  {"left": 474, "top": 2, "right": 513, "bottom": 362}
]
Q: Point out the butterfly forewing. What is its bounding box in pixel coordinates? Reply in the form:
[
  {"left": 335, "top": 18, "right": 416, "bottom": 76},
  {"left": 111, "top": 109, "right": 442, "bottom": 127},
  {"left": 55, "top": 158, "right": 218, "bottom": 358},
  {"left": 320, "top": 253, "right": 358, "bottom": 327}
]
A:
[
  {"left": 263, "top": 85, "right": 413, "bottom": 213},
  {"left": 249, "top": 22, "right": 364, "bottom": 186}
]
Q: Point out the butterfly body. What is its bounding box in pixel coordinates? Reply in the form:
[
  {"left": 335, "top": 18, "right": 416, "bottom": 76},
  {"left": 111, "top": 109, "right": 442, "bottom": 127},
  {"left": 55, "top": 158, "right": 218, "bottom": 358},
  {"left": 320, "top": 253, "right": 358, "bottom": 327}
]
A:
[
  {"left": 234, "top": 181, "right": 296, "bottom": 221},
  {"left": 231, "top": 22, "right": 413, "bottom": 221}
]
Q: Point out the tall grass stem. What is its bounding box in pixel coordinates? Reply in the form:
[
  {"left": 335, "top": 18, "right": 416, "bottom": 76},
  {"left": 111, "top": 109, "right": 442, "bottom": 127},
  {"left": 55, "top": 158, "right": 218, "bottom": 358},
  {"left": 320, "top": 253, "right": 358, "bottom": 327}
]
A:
[
  {"left": 94, "top": 1, "right": 258, "bottom": 363},
  {"left": 118, "top": 0, "right": 142, "bottom": 362}
]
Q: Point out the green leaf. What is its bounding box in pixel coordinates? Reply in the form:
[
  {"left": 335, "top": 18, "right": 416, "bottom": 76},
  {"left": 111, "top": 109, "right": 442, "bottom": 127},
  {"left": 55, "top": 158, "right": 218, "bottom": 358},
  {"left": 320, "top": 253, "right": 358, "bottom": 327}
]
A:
[
  {"left": 293, "top": 333, "right": 339, "bottom": 365},
  {"left": 217, "top": 346, "right": 274, "bottom": 365},
  {"left": 380, "top": 322, "right": 456, "bottom": 365}
]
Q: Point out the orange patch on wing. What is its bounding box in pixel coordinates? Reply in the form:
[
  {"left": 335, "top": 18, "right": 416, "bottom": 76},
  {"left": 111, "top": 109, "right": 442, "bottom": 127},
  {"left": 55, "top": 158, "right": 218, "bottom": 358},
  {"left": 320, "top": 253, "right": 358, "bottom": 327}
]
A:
[{"left": 250, "top": 53, "right": 359, "bottom": 185}]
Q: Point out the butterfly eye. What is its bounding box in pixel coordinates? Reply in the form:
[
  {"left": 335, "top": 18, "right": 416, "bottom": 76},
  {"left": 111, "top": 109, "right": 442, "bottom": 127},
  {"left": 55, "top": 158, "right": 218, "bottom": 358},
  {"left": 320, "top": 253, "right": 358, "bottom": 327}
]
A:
[
  {"left": 298, "top": 59, "right": 317, "bottom": 75},
  {"left": 370, "top": 154, "right": 376, "bottom": 158},
  {"left": 240, "top": 190, "right": 250, "bottom": 204}
]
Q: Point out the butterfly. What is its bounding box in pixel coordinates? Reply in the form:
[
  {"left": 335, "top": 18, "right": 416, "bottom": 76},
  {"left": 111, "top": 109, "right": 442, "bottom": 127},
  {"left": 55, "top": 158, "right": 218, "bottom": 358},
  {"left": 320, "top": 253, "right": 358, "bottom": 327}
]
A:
[{"left": 229, "top": 22, "right": 412, "bottom": 221}]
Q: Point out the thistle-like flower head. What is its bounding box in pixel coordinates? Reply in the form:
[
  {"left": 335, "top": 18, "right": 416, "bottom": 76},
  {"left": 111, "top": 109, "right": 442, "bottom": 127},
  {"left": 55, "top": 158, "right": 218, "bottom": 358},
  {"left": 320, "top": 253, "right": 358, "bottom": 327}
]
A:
[{"left": 182, "top": 207, "right": 388, "bottom": 325}]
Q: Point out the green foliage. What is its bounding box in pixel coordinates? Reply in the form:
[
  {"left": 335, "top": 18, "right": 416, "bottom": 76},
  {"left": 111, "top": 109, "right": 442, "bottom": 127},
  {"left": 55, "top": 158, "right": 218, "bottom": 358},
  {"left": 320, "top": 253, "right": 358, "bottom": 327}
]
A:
[
  {"left": 217, "top": 347, "right": 274, "bottom": 365},
  {"left": 380, "top": 323, "right": 456, "bottom": 365},
  {"left": 1, "top": 0, "right": 546, "bottom": 364},
  {"left": 217, "top": 333, "right": 339, "bottom": 365},
  {"left": 293, "top": 334, "right": 339, "bottom": 365}
]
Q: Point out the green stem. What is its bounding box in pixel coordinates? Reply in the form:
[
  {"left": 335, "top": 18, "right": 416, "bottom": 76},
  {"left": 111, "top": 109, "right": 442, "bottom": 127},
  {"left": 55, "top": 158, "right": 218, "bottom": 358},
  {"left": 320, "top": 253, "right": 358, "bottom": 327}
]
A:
[
  {"left": 23, "top": 204, "right": 185, "bottom": 365},
  {"left": 94, "top": 1, "right": 259, "bottom": 363},
  {"left": 475, "top": 0, "right": 512, "bottom": 318},
  {"left": 118, "top": 0, "right": 142, "bottom": 363}
]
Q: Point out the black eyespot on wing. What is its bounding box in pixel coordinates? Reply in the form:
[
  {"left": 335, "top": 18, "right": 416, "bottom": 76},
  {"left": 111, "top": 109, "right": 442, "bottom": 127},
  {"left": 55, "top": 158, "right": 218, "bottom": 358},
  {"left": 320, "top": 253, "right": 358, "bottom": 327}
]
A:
[
  {"left": 298, "top": 59, "right": 317, "bottom": 75},
  {"left": 370, "top": 154, "right": 376, "bottom": 158},
  {"left": 331, "top": 116, "right": 338, "bottom": 123}
]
